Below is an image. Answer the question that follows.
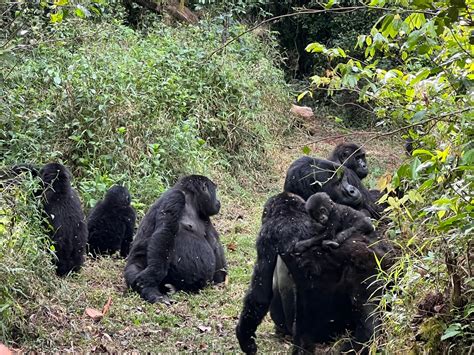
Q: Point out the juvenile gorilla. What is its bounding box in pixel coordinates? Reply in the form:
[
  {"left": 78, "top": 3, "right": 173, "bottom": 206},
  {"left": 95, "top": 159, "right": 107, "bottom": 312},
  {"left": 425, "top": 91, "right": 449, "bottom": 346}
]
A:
[
  {"left": 328, "top": 142, "right": 368, "bottom": 180},
  {"left": 124, "top": 175, "right": 227, "bottom": 303},
  {"left": 87, "top": 185, "right": 136, "bottom": 257},
  {"left": 236, "top": 192, "right": 391, "bottom": 354},
  {"left": 40, "top": 163, "right": 88, "bottom": 277},
  {"left": 293, "top": 192, "right": 374, "bottom": 253},
  {"left": 284, "top": 156, "right": 382, "bottom": 219}
]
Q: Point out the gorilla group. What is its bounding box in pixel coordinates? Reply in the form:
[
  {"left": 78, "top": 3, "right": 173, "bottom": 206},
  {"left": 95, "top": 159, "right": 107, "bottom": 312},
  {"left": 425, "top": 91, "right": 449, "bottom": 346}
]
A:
[
  {"left": 87, "top": 185, "right": 136, "bottom": 258},
  {"left": 237, "top": 143, "right": 393, "bottom": 354},
  {"left": 124, "top": 175, "right": 227, "bottom": 304}
]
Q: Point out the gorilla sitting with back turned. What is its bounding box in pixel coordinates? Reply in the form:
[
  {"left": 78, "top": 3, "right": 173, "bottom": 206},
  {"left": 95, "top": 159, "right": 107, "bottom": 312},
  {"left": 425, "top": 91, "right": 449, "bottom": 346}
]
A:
[
  {"left": 124, "top": 175, "right": 227, "bottom": 303},
  {"left": 87, "top": 185, "right": 136, "bottom": 258},
  {"left": 40, "top": 163, "right": 88, "bottom": 277}
]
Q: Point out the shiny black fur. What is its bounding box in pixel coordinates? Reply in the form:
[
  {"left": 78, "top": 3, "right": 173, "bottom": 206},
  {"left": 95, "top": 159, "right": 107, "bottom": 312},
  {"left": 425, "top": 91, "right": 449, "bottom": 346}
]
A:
[
  {"left": 284, "top": 156, "right": 382, "bottom": 219},
  {"left": 87, "top": 185, "right": 136, "bottom": 258},
  {"left": 293, "top": 192, "right": 374, "bottom": 253},
  {"left": 236, "top": 192, "right": 392, "bottom": 354},
  {"left": 40, "top": 163, "right": 88, "bottom": 277},
  {"left": 124, "top": 175, "right": 227, "bottom": 303}
]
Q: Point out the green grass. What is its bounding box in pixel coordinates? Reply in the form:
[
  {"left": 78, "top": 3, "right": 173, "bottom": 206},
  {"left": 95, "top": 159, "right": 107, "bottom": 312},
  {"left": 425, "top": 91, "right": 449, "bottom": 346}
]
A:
[{"left": 1, "top": 125, "right": 403, "bottom": 352}]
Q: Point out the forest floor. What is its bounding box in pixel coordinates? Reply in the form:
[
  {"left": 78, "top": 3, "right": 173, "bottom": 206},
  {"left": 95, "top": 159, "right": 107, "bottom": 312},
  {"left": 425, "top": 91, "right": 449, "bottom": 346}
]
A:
[{"left": 9, "top": 116, "right": 403, "bottom": 353}]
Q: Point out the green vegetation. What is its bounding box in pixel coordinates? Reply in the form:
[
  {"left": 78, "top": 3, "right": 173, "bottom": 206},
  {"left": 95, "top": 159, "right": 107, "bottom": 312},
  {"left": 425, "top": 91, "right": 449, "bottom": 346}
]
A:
[
  {"left": 304, "top": 0, "right": 473, "bottom": 352},
  {"left": 1, "top": 0, "right": 472, "bottom": 352}
]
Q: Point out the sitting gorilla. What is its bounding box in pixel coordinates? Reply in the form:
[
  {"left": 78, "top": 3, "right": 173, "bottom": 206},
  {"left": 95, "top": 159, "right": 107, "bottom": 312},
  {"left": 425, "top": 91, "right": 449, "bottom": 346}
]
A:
[
  {"left": 124, "top": 175, "right": 227, "bottom": 304},
  {"left": 236, "top": 191, "right": 392, "bottom": 354},
  {"left": 284, "top": 156, "right": 382, "bottom": 219},
  {"left": 293, "top": 192, "right": 374, "bottom": 253},
  {"left": 328, "top": 142, "right": 368, "bottom": 180},
  {"left": 40, "top": 163, "right": 88, "bottom": 277},
  {"left": 87, "top": 185, "right": 136, "bottom": 258}
]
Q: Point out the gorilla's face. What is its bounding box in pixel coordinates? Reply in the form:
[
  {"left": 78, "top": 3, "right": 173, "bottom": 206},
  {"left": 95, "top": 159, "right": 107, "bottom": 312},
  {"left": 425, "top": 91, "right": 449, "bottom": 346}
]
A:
[
  {"left": 305, "top": 192, "right": 334, "bottom": 225},
  {"left": 341, "top": 147, "right": 368, "bottom": 179},
  {"left": 199, "top": 180, "right": 220, "bottom": 217},
  {"left": 325, "top": 172, "right": 362, "bottom": 208}
]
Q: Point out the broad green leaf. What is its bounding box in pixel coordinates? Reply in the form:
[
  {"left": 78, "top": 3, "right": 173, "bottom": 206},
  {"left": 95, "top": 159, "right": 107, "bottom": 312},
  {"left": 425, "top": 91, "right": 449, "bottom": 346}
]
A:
[
  {"left": 302, "top": 146, "right": 311, "bottom": 155},
  {"left": 306, "top": 42, "right": 326, "bottom": 53},
  {"left": 412, "top": 149, "right": 433, "bottom": 157}
]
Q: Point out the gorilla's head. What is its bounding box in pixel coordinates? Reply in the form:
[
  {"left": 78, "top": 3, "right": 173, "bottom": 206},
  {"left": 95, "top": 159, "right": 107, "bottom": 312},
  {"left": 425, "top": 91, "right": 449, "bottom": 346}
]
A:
[{"left": 177, "top": 175, "right": 221, "bottom": 217}]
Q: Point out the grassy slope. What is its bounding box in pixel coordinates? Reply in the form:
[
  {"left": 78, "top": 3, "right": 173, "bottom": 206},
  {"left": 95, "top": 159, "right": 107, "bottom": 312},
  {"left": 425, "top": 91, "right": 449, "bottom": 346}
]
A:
[{"left": 9, "top": 120, "right": 403, "bottom": 353}]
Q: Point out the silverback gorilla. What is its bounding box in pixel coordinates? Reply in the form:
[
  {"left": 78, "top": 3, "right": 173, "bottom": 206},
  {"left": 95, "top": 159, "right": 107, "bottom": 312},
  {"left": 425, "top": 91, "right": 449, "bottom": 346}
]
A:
[
  {"left": 87, "top": 185, "right": 136, "bottom": 257},
  {"left": 124, "top": 175, "right": 227, "bottom": 303},
  {"left": 40, "top": 163, "right": 88, "bottom": 277},
  {"left": 236, "top": 191, "right": 392, "bottom": 354}
]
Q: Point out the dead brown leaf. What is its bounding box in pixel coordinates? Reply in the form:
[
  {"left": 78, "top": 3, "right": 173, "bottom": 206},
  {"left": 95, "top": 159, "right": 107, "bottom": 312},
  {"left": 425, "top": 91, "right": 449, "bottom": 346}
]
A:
[
  {"left": 85, "top": 307, "right": 103, "bottom": 322},
  {"left": 102, "top": 296, "right": 112, "bottom": 315},
  {"left": 227, "top": 242, "right": 237, "bottom": 252}
]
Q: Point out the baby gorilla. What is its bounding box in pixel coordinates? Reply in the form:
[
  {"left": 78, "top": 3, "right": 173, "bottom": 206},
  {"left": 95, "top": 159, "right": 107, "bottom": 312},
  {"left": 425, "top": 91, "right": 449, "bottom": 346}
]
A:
[
  {"left": 87, "top": 185, "right": 136, "bottom": 258},
  {"left": 293, "top": 192, "right": 374, "bottom": 254}
]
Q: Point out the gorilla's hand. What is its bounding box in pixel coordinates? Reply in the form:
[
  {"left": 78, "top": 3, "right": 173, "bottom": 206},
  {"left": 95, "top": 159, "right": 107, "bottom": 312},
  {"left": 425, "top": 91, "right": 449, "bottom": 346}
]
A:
[
  {"left": 141, "top": 286, "right": 170, "bottom": 304},
  {"left": 322, "top": 240, "right": 340, "bottom": 249},
  {"left": 236, "top": 324, "right": 257, "bottom": 354}
]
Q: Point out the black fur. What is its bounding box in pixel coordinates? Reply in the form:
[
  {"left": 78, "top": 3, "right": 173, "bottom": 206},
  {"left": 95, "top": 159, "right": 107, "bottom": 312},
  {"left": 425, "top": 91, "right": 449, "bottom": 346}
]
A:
[
  {"left": 87, "top": 185, "right": 136, "bottom": 258},
  {"left": 284, "top": 156, "right": 382, "bottom": 219},
  {"left": 236, "top": 192, "right": 392, "bottom": 354},
  {"left": 40, "top": 163, "right": 88, "bottom": 277},
  {"left": 293, "top": 192, "right": 374, "bottom": 253},
  {"left": 124, "top": 175, "right": 227, "bottom": 304},
  {"left": 328, "top": 142, "right": 368, "bottom": 180}
]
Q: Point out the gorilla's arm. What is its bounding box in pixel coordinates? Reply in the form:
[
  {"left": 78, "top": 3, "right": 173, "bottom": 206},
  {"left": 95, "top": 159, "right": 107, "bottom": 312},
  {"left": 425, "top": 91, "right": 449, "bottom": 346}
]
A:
[
  {"left": 134, "top": 190, "right": 185, "bottom": 303},
  {"left": 236, "top": 234, "right": 277, "bottom": 354},
  {"left": 120, "top": 212, "right": 136, "bottom": 257},
  {"left": 207, "top": 224, "right": 227, "bottom": 284},
  {"left": 334, "top": 214, "right": 374, "bottom": 245}
]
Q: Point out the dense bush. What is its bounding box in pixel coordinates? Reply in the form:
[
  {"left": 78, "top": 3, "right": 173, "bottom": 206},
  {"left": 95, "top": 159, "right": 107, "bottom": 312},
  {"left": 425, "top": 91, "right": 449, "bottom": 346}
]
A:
[
  {"left": 304, "top": 0, "right": 473, "bottom": 351},
  {"left": 1, "top": 16, "right": 289, "bottom": 203}
]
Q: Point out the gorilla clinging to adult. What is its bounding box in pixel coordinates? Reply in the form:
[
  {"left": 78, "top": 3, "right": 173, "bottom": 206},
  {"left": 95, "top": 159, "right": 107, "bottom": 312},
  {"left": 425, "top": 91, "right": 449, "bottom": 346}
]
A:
[
  {"left": 40, "top": 163, "right": 88, "bottom": 277},
  {"left": 293, "top": 192, "right": 374, "bottom": 253},
  {"left": 236, "top": 155, "right": 393, "bottom": 354},
  {"left": 87, "top": 185, "right": 136, "bottom": 257},
  {"left": 236, "top": 190, "right": 390, "bottom": 354},
  {"left": 124, "top": 175, "right": 227, "bottom": 303}
]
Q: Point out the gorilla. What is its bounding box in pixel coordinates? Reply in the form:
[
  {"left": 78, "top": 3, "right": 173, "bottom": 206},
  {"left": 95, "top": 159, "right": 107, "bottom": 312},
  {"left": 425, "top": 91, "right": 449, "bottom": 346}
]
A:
[
  {"left": 284, "top": 156, "right": 381, "bottom": 218},
  {"left": 293, "top": 192, "right": 374, "bottom": 253},
  {"left": 87, "top": 185, "right": 136, "bottom": 258},
  {"left": 328, "top": 142, "right": 368, "bottom": 180},
  {"left": 40, "top": 163, "right": 88, "bottom": 277},
  {"left": 124, "top": 175, "right": 227, "bottom": 304},
  {"left": 236, "top": 191, "right": 392, "bottom": 354},
  {"left": 328, "top": 143, "right": 387, "bottom": 210}
]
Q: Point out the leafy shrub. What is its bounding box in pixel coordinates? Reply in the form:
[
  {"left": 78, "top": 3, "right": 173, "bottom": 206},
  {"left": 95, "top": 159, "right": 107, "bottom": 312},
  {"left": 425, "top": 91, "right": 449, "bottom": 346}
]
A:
[{"left": 1, "top": 16, "right": 289, "bottom": 203}]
